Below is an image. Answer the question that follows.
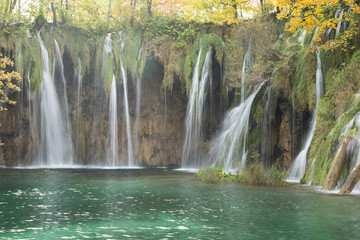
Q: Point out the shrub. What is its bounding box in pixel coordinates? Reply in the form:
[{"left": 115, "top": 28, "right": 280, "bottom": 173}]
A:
[
  {"left": 196, "top": 167, "right": 221, "bottom": 183},
  {"left": 196, "top": 163, "right": 288, "bottom": 186}
]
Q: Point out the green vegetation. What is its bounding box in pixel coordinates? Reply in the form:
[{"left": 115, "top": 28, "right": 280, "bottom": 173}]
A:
[{"left": 196, "top": 163, "right": 288, "bottom": 187}]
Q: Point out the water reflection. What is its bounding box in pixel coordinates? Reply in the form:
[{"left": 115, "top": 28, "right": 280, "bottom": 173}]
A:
[{"left": 0, "top": 169, "right": 360, "bottom": 239}]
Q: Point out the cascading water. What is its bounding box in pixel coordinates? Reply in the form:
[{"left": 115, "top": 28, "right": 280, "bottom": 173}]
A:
[
  {"left": 54, "top": 39, "right": 73, "bottom": 151},
  {"left": 241, "top": 41, "right": 253, "bottom": 103},
  {"left": 103, "top": 33, "right": 119, "bottom": 166},
  {"left": 76, "top": 58, "right": 82, "bottom": 162},
  {"left": 119, "top": 32, "right": 134, "bottom": 166},
  {"left": 261, "top": 85, "right": 273, "bottom": 165},
  {"left": 298, "top": 29, "right": 306, "bottom": 45},
  {"left": 339, "top": 112, "right": 360, "bottom": 192},
  {"left": 108, "top": 75, "right": 118, "bottom": 166},
  {"left": 134, "top": 47, "right": 142, "bottom": 163},
  {"left": 287, "top": 51, "right": 324, "bottom": 182},
  {"left": 209, "top": 82, "right": 265, "bottom": 172},
  {"left": 37, "top": 31, "right": 73, "bottom": 166},
  {"left": 325, "top": 10, "right": 342, "bottom": 41},
  {"left": 54, "top": 40, "right": 71, "bottom": 126},
  {"left": 181, "top": 41, "right": 212, "bottom": 168},
  {"left": 344, "top": 7, "right": 353, "bottom": 31},
  {"left": 336, "top": 9, "right": 344, "bottom": 38}
]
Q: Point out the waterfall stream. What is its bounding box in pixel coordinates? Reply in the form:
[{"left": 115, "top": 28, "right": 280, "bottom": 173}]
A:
[
  {"left": 298, "top": 30, "right": 306, "bottom": 45},
  {"left": 108, "top": 75, "right": 118, "bottom": 166},
  {"left": 119, "top": 32, "right": 134, "bottom": 166},
  {"left": 287, "top": 51, "right": 324, "bottom": 182},
  {"left": 181, "top": 41, "right": 212, "bottom": 168},
  {"left": 134, "top": 47, "right": 142, "bottom": 163},
  {"left": 261, "top": 85, "right": 273, "bottom": 165},
  {"left": 102, "top": 33, "right": 119, "bottom": 166},
  {"left": 209, "top": 82, "right": 265, "bottom": 172},
  {"left": 336, "top": 9, "right": 344, "bottom": 38},
  {"left": 37, "top": 31, "right": 73, "bottom": 166},
  {"left": 339, "top": 112, "right": 360, "bottom": 192},
  {"left": 76, "top": 58, "right": 82, "bottom": 162},
  {"left": 241, "top": 41, "right": 253, "bottom": 103}
]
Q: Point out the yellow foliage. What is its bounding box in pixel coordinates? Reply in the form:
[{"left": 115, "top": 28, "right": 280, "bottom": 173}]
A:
[
  {"left": 275, "top": 0, "right": 360, "bottom": 51},
  {"left": 0, "top": 53, "right": 21, "bottom": 111}
]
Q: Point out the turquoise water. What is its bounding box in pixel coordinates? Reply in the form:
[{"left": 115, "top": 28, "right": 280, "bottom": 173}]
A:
[{"left": 0, "top": 169, "right": 360, "bottom": 239}]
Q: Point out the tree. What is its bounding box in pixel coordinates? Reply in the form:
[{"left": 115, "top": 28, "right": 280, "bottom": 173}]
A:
[
  {"left": 0, "top": 53, "right": 21, "bottom": 112},
  {"left": 275, "top": 0, "right": 360, "bottom": 50}
]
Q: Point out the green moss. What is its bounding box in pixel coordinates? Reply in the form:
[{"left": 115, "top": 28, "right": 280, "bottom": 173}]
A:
[
  {"left": 122, "top": 30, "right": 143, "bottom": 80},
  {"left": 303, "top": 95, "right": 360, "bottom": 185},
  {"left": 101, "top": 50, "right": 114, "bottom": 96},
  {"left": 28, "top": 35, "right": 42, "bottom": 91},
  {"left": 201, "top": 33, "right": 224, "bottom": 67},
  {"left": 180, "top": 39, "right": 200, "bottom": 95},
  {"left": 294, "top": 50, "right": 317, "bottom": 112}
]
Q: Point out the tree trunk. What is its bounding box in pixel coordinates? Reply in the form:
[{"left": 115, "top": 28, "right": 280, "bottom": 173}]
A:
[
  {"left": 233, "top": 1, "right": 238, "bottom": 19},
  {"left": 4, "top": 0, "right": 10, "bottom": 13},
  {"left": 259, "top": 0, "right": 264, "bottom": 13},
  {"left": 9, "top": 0, "right": 17, "bottom": 13},
  {"left": 51, "top": 3, "right": 57, "bottom": 25},
  {"left": 147, "top": 0, "right": 152, "bottom": 18},
  {"left": 107, "top": 0, "right": 112, "bottom": 20},
  {"left": 339, "top": 164, "right": 360, "bottom": 194},
  {"left": 322, "top": 136, "right": 355, "bottom": 190}
]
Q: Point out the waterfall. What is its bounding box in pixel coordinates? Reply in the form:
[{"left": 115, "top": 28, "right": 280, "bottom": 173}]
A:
[
  {"left": 209, "top": 82, "right": 265, "bottom": 172},
  {"left": 241, "top": 41, "right": 253, "bottom": 103},
  {"left": 344, "top": 7, "right": 353, "bottom": 31},
  {"left": 37, "top": 31, "right": 73, "bottom": 166},
  {"left": 76, "top": 58, "right": 82, "bottom": 162},
  {"left": 298, "top": 29, "right": 306, "bottom": 45},
  {"left": 287, "top": 51, "right": 324, "bottom": 182},
  {"left": 108, "top": 75, "right": 118, "bottom": 166},
  {"left": 350, "top": 115, "right": 360, "bottom": 192},
  {"left": 102, "top": 33, "right": 119, "bottom": 166},
  {"left": 54, "top": 40, "right": 71, "bottom": 126},
  {"left": 339, "top": 112, "right": 360, "bottom": 192},
  {"left": 134, "top": 47, "right": 142, "bottom": 163},
  {"left": 291, "top": 93, "right": 296, "bottom": 161},
  {"left": 310, "top": 27, "right": 319, "bottom": 46},
  {"left": 325, "top": 10, "right": 342, "bottom": 41},
  {"left": 181, "top": 42, "right": 212, "bottom": 168},
  {"left": 336, "top": 9, "right": 344, "bottom": 38},
  {"left": 54, "top": 39, "right": 73, "bottom": 154},
  {"left": 261, "top": 85, "right": 273, "bottom": 165},
  {"left": 119, "top": 32, "right": 134, "bottom": 166}
]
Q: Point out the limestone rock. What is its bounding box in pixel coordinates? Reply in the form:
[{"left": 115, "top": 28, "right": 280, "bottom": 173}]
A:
[
  {"left": 322, "top": 136, "right": 355, "bottom": 190},
  {"left": 339, "top": 164, "right": 360, "bottom": 194}
]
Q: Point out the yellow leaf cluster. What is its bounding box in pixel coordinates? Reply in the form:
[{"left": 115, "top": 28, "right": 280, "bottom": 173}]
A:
[
  {"left": 0, "top": 53, "right": 21, "bottom": 111},
  {"left": 275, "top": 0, "right": 360, "bottom": 51}
]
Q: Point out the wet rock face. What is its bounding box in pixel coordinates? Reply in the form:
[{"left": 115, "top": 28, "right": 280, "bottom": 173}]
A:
[
  {"left": 132, "top": 58, "right": 187, "bottom": 166},
  {"left": 323, "top": 136, "right": 356, "bottom": 191},
  {"left": 0, "top": 46, "right": 188, "bottom": 167},
  {"left": 273, "top": 99, "right": 298, "bottom": 168},
  {"left": 340, "top": 163, "right": 360, "bottom": 194}
]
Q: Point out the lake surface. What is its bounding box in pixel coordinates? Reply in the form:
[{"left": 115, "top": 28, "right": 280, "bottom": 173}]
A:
[{"left": 0, "top": 168, "right": 359, "bottom": 239}]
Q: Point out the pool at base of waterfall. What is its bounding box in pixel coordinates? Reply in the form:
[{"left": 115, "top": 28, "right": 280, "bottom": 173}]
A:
[{"left": 0, "top": 169, "right": 359, "bottom": 239}]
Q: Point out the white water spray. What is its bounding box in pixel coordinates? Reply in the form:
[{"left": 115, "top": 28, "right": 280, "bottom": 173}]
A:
[
  {"left": 119, "top": 32, "right": 134, "bottom": 166},
  {"left": 37, "top": 31, "right": 73, "bottom": 166},
  {"left": 287, "top": 51, "right": 324, "bottom": 182},
  {"left": 241, "top": 41, "right": 253, "bottom": 103},
  {"left": 210, "top": 82, "right": 265, "bottom": 172},
  {"left": 108, "top": 75, "right": 118, "bottom": 166},
  {"left": 181, "top": 41, "right": 212, "bottom": 168},
  {"left": 134, "top": 47, "right": 142, "bottom": 163},
  {"left": 102, "top": 33, "right": 119, "bottom": 166}
]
